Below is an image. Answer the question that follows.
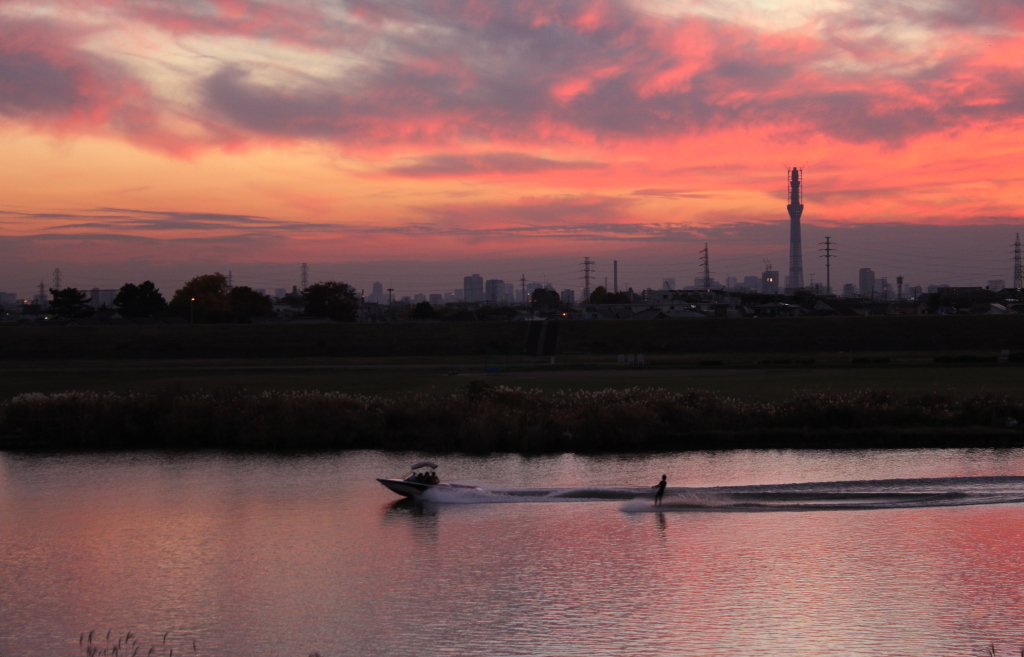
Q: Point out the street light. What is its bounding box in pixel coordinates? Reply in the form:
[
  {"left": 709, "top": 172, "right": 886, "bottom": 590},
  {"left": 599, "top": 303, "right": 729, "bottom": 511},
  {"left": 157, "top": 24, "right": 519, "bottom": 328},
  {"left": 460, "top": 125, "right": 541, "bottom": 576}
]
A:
[{"left": 190, "top": 297, "right": 195, "bottom": 324}]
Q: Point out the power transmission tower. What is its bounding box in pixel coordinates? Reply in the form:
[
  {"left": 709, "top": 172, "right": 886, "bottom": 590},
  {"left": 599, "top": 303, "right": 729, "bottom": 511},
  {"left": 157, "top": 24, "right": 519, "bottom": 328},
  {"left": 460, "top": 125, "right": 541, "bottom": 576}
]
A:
[
  {"left": 300, "top": 263, "right": 309, "bottom": 290},
  {"left": 52, "top": 268, "right": 61, "bottom": 291},
  {"left": 38, "top": 281, "right": 45, "bottom": 308},
  {"left": 699, "top": 244, "right": 710, "bottom": 291},
  {"left": 228, "top": 270, "right": 233, "bottom": 289},
  {"left": 520, "top": 274, "right": 527, "bottom": 306},
  {"left": 896, "top": 275, "right": 904, "bottom": 303},
  {"left": 1015, "top": 233, "right": 1023, "bottom": 289},
  {"left": 580, "top": 257, "right": 594, "bottom": 301},
  {"left": 819, "top": 237, "right": 835, "bottom": 295}
]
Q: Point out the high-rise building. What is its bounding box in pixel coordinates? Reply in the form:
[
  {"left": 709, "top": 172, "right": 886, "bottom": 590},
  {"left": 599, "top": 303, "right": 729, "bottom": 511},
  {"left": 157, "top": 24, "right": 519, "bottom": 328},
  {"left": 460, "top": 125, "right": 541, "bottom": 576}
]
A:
[
  {"left": 429, "top": 294, "right": 443, "bottom": 305},
  {"left": 842, "top": 283, "right": 856, "bottom": 297},
  {"left": 463, "top": 274, "right": 484, "bottom": 302},
  {"left": 988, "top": 279, "right": 1006, "bottom": 291},
  {"left": 560, "top": 289, "right": 575, "bottom": 304},
  {"left": 485, "top": 279, "right": 505, "bottom": 304},
  {"left": 743, "top": 276, "right": 760, "bottom": 291},
  {"left": 89, "top": 288, "right": 117, "bottom": 308},
  {"left": 725, "top": 276, "right": 738, "bottom": 290},
  {"left": 274, "top": 288, "right": 287, "bottom": 299},
  {"left": 761, "top": 269, "right": 779, "bottom": 295},
  {"left": 859, "top": 268, "right": 875, "bottom": 298},
  {"left": 369, "top": 281, "right": 384, "bottom": 303},
  {"left": 787, "top": 167, "right": 805, "bottom": 289}
]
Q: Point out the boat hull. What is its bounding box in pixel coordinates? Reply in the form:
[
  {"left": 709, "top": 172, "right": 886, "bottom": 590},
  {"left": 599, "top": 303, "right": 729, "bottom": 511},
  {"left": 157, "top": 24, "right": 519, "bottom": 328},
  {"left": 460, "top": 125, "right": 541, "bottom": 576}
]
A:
[
  {"left": 377, "top": 478, "right": 431, "bottom": 498},
  {"left": 377, "top": 478, "right": 481, "bottom": 498}
]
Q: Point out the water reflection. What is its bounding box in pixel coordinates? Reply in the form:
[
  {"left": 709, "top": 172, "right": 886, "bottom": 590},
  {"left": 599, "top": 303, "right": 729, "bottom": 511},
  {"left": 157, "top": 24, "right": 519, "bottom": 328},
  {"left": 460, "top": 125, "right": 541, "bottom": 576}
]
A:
[{"left": 4, "top": 450, "right": 1024, "bottom": 657}]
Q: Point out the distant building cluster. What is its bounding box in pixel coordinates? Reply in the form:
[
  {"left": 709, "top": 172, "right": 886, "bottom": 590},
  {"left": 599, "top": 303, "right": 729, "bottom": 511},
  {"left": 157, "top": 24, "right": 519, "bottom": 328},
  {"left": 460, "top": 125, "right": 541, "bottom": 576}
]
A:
[{"left": 3, "top": 170, "right": 1021, "bottom": 324}]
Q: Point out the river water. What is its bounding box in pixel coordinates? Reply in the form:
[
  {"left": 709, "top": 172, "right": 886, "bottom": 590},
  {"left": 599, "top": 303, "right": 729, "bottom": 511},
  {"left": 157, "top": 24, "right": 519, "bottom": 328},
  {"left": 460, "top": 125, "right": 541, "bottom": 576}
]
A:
[{"left": 3, "top": 449, "right": 1024, "bottom": 656}]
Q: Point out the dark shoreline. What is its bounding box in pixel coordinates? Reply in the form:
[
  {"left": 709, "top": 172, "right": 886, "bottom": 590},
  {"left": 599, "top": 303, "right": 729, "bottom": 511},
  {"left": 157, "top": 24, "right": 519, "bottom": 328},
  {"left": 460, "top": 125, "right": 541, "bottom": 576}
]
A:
[
  {"left": 4, "top": 387, "right": 1024, "bottom": 453},
  {"left": 2, "top": 429, "right": 1023, "bottom": 453}
]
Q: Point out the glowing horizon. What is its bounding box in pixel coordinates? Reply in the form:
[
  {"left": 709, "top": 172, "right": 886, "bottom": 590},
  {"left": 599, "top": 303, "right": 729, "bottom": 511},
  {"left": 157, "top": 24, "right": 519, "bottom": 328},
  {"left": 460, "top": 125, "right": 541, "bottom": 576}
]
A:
[{"left": 2, "top": 0, "right": 1024, "bottom": 297}]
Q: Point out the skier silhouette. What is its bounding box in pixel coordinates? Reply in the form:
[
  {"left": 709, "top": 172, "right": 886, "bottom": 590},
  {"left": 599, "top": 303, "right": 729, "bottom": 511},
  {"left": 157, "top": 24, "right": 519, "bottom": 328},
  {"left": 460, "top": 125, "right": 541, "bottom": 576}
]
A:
[{"left": 653, "top": 474, "right": 667, "bottom": 505}]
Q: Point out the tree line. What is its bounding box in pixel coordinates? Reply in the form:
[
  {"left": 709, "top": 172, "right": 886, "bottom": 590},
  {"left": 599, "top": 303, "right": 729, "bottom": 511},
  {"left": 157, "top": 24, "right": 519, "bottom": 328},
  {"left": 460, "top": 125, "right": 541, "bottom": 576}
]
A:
[{"left": 44, "top": 273, "right": 359, "bottom": 322}]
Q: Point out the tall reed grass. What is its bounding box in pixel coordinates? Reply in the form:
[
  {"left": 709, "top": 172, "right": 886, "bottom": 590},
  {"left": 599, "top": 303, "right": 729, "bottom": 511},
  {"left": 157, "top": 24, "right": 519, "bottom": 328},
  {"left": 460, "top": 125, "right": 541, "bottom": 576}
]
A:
[{"left": 3, "top": 385, "right": 1023, "bottom": 452}]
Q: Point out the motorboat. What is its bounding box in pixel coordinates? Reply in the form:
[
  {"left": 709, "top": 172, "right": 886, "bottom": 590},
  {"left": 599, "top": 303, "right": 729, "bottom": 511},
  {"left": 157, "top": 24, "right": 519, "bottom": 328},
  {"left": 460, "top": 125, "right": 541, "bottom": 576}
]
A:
[{"left": 377, "top": 461, "right": 480, "bottom": 498}]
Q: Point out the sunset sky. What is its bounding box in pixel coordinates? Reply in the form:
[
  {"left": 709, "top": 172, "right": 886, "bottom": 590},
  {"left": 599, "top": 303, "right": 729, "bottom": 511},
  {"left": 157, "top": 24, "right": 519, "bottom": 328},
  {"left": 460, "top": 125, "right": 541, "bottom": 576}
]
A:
[{"left": 3, "top": 0, "right": 1024, "bottom": 298}]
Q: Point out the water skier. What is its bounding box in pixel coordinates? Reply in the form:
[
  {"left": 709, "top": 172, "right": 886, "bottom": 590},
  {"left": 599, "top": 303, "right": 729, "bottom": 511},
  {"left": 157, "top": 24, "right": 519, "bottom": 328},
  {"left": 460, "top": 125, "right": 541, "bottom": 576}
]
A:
[{"left": 653, "top": 474, "right": 667, "bottom": 505}]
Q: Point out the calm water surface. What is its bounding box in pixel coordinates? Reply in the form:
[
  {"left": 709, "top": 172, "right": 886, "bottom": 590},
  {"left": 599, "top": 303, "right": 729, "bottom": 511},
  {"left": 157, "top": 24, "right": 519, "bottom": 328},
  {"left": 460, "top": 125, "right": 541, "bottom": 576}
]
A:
[{"left": 3, "top": 449, "right": 1024, "bottom": 656}]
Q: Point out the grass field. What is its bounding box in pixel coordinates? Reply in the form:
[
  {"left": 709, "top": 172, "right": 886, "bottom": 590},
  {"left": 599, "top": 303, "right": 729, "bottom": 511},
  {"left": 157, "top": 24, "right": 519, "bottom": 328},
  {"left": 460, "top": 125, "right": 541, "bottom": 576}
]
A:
[
  {"left": 5, "top": 313, "right": 1024, "bottom": 360},
  {"left": 3, "top": 315, "right": 1024, "bottom": 406},
  {"left": 2, "top": 357, "right": 1023, "bottom": 403}
]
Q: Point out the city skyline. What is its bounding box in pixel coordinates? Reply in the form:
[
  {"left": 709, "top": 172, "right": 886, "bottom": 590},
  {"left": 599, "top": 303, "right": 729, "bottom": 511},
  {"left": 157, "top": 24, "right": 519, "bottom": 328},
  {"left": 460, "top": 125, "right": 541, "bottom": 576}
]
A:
[{"left": 3, "top": 1, "right": 1024, "bottom": 297}]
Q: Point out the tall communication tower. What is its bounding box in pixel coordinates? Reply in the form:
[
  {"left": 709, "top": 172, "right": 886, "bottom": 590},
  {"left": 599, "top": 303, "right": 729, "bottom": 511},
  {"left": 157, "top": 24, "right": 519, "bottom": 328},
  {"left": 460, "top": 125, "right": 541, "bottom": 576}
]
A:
[
  {"left": 580, "top": 257, "right": 594, "bottom": 301},
  {"left": 227, "top": 270, "right": 233, "bottom": 289},
  {"left": 52, "top": 268, "right": 62, "bottom": 291},
  {"left": 787, "top": 167, "right": 805, "bottom": 289},
  {"left": 699, "top": 244, "right": 711, "bottom": 291},
  {"left": 300, "top": 263, "right": 309, "bottom": 290},
  {"left": 819, "top": 236, "right": 835, "bottom": 295},
  {"left": 1015, "top": 233, "right": 1023, "bottom": 289}
]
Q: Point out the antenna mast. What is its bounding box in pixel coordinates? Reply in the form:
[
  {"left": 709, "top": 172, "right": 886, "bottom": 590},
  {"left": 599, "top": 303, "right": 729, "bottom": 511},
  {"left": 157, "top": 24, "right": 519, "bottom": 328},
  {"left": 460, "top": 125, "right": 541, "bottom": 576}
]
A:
[
  {"left": 1015, "top": 233, "right": 1023, "bottom": 289},
  {"left": 819, "top": 236, "right": 835, "bottom": 294},
  {"left": 580, "top": 257, "right": 594, "bottom": 301},
  {"left": 300, "top": 263, "right": 309, "bottom": 291},
  {"left": 699, "top": 244, "right": 711, "bottom": 291}
]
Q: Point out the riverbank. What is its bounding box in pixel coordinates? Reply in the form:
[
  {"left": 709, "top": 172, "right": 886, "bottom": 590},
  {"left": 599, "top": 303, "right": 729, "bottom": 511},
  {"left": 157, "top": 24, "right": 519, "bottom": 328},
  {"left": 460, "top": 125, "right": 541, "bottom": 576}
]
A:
[{"left": 3, "top": 386, "right": 1022, "bottom": 452}]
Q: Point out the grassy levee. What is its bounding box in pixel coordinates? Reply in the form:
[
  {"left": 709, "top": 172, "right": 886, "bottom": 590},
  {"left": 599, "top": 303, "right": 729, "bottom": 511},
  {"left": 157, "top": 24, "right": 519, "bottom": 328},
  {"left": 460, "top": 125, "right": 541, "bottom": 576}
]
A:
[
  {"left": 557, "top": 314, "right": 1024, "bottom": 355},
  {"left": 5, "top": 316, "right": 1024, "bottom": 452},
  {"left": 2, "top": 314, "right": 1024, "bottom": 361},
  {"left": 3, "top": 387, "right": 1024, "bottom": 453}
]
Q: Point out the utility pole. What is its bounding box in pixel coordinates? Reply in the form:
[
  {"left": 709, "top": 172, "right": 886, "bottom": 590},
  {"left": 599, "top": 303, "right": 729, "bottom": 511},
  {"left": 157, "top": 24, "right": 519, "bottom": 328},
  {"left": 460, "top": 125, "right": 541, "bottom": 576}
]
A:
[
  {"left": 613, "top": 260, "right": 618, "bottom": 294},
  {"left": 300, "top": 263, "right": 309, "bottom": 291},
  {"left": 52, "top": 268, "right": 61, "bottom": 291},
  {"left": 819, "top": 236, "right": 835, "bottom": 295},
  {"left": 1015, "top": 233, "right": 1023, "bottom": 289},
  {"left": 699, "top": 244, "right": 710, "bottom": 291},
  {"left": 580, "top": 257, "right": 594, "bottom": 301}
]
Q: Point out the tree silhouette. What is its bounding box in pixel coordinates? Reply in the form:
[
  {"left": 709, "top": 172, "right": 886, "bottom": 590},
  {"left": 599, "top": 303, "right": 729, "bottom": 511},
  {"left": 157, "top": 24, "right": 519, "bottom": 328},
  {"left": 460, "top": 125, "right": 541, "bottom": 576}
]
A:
[
  {"left": 303, "top": 281, "right": 358, "bottom": 321},
  {"left": 230, "top": 286, "right": 274, "bottom": 322},
  {"left": 411, "top": 300, "right": 439, "bottom": 320},
  {"left": 114, "top": 281, "right": 167, "bottom": 318},
  {"left": 587, "top": 286, "right": 607, "bottom": 304},
  {"left": 49, "top": 287, "right": 92, "bottom": 318},
  {"left": 169, "top": 273, "right": 231, "bottom": 322}
]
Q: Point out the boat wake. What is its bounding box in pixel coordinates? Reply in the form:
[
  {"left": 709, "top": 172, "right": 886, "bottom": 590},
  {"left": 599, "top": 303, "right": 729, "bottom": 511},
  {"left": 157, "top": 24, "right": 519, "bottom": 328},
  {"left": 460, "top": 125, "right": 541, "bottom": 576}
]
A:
[
  {"left": 623, "top": 476, "right": 1024, "bottom": 513},
  {"left": 417, "top": 476, "right": 1024, "bottom": 512}
]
